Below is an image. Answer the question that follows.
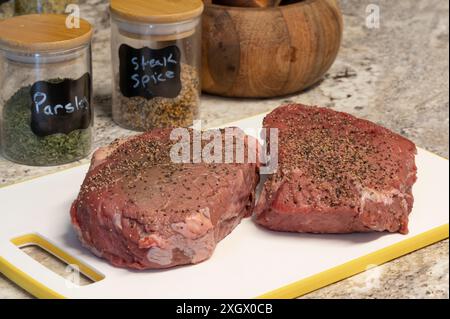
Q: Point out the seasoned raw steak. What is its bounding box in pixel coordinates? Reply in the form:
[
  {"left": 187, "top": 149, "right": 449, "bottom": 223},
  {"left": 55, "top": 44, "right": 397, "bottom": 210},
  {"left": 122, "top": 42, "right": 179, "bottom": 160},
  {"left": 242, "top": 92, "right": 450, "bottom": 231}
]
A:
[
  {"left": 255, "top": 104, "right": 417, "bottom": 234},
  {"left": 71, "top": 128, "right": 259, "bottom": 270}
]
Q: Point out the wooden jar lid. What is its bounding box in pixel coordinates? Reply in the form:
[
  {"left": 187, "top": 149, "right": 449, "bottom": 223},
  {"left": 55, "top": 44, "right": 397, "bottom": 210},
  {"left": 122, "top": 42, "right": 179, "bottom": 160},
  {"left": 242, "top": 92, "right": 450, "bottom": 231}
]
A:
[
  {"left": 110, "top": 0, "right": 204, "bottom": 24},
  {"left": 0, "top": 14, "right": 93, "bottom": 52}
]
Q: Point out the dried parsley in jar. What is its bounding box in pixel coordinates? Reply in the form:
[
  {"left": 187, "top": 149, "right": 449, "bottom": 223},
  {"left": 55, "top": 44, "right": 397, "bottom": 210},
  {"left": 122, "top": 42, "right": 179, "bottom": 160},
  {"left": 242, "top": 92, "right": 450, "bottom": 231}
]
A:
[
  {"left": 15, "top": 0, "right": 78, "bottom": 15},
  {"left": 0, "top": 14, "right": 94, "bottom": 166},
  {"left": 0, "top": 0, "right": 14, "bottom": 19},
  {"left": 3, "top": 83, "right": 92, "bottom": 166},
  {"left": 110, "top": 0, "right": 204, "bottom": 131}
]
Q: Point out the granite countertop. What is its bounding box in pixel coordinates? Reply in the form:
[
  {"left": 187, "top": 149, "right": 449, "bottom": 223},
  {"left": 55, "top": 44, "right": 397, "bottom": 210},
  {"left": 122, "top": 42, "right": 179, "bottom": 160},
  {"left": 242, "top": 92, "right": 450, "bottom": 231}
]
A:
[{"left": 0, "top": 0, "right": 448, "bottom": 299}]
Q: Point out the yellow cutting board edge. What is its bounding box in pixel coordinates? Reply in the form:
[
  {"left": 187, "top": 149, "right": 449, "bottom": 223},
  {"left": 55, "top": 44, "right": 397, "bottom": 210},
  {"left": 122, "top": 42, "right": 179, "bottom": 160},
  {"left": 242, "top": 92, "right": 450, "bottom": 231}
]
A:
[
  {"left": 258, "top": 224, "right": 449, "bottom": 299},
  {"left": 0, "top": 224, "right": 448, "bottom": 299}
]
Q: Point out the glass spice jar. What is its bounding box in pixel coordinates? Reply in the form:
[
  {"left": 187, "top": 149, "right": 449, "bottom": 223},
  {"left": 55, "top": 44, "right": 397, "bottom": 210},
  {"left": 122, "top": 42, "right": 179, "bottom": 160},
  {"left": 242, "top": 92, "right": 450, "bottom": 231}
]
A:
[
  {"left": 0, "top": 0, "right": 15, "bottom": 20},
  {"left": 110, "top": 0, "right": 204, "bottom": 131},
  {"left": 15, "top": 0, "right": 77, "bottom": 15},
  {"left": 0, "top": 14, "right": 94, "bottom": 166}
]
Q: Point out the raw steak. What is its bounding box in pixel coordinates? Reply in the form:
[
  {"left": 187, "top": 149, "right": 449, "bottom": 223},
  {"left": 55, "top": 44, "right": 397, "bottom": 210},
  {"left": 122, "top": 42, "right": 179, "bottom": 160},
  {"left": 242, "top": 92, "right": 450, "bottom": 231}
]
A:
[
  {"left": 71, "top": 128, "right": 259, "bottom": 270},
  {"left": 255, "top": 104, "right": 417, "bottom": 234}
]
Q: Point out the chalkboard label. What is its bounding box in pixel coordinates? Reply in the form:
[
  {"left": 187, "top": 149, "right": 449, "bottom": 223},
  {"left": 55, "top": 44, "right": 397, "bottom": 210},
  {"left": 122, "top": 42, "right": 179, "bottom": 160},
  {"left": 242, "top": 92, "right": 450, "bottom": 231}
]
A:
[
  {"left": 119, "top": 44, "right": 182, "bottom": 100},
  {"left": 30, "top": 73, "right": 92, "bottom": 137}
]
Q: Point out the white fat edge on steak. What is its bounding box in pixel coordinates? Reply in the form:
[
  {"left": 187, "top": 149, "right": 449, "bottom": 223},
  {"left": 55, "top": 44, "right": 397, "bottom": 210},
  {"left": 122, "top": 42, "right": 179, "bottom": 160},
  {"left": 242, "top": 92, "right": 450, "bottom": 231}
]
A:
[
  {"left": 359, "top": 186, "right": 409, "bottom": 214},
  {"left": 142, "top": 208, "right": 215, "bottom": 266},
  {"left": 147, "top": 247, "right": 174, "bottom": 266},
  {"left": 113, "top": 213, "right": 123, "bottom": 230},
  {"left": 171, "top": 208, "right": 213, "bottom": 240}
]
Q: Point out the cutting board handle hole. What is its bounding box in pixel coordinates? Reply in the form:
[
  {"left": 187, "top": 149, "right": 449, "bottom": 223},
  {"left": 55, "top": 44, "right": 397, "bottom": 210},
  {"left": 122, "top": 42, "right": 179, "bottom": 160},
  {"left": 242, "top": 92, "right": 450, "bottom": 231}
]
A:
[{"left": 12, "top": 234, "right": 104, "bottom": 286}]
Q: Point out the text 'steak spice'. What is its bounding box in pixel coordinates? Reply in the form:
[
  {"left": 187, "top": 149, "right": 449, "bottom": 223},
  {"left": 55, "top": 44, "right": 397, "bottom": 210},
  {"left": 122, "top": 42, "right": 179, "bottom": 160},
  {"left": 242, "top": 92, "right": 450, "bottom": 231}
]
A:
[
  {"left": 110, "top": 0, "right": 204, "bottom": 131},
  {"left": 0, "top": 14, "right": 94, "bottom": 166}
]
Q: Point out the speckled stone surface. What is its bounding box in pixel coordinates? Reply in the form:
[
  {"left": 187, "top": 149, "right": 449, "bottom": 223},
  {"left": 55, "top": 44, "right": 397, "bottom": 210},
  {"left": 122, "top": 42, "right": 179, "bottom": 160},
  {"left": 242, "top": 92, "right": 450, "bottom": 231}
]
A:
[{"left": 0, "top": 0, "right": 448, "bottom": 299}]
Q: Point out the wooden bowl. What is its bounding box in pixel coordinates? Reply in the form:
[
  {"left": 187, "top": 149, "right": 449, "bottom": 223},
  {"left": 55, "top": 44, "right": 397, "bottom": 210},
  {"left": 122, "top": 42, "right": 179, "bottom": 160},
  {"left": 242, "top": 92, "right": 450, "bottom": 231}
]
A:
[{"left": 201, "top": 0, "right": 343, "bottom": 98}]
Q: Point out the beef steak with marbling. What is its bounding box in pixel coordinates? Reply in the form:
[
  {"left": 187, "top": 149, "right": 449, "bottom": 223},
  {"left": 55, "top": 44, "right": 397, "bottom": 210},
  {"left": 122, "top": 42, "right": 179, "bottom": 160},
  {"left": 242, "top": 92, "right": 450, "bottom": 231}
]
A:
[
  {"left": 255, "top": 104, "right": 417, "bottom": 234},
  {"left": 71, "top": 128, "right": 259, "bottom": 270}
]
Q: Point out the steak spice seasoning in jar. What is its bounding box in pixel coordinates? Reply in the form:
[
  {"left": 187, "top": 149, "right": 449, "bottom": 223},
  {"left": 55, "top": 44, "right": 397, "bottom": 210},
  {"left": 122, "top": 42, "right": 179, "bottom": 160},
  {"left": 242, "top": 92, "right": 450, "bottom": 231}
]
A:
[{"left": 110, "top": 0, "right": 204, "bottom": 131}]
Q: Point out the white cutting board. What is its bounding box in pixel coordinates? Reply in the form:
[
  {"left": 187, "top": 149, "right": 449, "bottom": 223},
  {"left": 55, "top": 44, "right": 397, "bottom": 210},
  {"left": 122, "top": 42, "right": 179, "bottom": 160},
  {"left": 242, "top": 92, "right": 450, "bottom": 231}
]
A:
[{"left": 0, "top": 114, "right": 448, "bottom": 299}]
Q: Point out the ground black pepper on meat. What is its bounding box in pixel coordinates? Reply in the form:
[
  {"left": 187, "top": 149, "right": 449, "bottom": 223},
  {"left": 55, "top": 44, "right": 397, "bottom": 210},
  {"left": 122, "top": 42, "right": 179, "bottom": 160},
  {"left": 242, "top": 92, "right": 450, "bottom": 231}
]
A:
[{"left": 269, "top": 109, "right": 399, "bottom": 207}]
